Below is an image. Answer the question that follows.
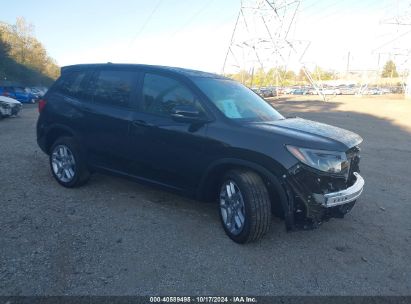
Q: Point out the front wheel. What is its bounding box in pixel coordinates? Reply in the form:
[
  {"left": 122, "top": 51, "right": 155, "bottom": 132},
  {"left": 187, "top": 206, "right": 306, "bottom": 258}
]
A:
[
  {"left": 49, "top": 137, "right": 90, "bottom": 188},
  {"left": 219, "top": 169, "right": 271, "bottom": 243}
]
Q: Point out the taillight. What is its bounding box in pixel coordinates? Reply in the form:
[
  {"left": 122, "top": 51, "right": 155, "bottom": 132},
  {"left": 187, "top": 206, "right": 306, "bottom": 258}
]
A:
[{"left": 38, "top": 99, "right": 47, "bottom": 113}]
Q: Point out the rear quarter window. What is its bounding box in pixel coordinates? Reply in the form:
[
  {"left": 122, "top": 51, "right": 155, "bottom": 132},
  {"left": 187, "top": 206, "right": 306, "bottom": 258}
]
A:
[{"left": 54, "top": 71, "right": 87, "bottom": 98}]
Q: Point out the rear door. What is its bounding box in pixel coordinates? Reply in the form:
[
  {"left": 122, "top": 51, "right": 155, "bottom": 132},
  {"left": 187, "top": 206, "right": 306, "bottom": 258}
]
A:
[
  {"left": 129, "top": 71, "right": 210, "bottom": 191},
  {"left": 82, "top": 67, "right": 140, "bottom": 173}
]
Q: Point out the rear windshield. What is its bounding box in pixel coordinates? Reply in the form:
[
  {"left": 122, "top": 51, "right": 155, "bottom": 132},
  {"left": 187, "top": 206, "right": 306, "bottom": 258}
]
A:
[{"left": 193, "top": 78, "right": 284, "bottom": 122}]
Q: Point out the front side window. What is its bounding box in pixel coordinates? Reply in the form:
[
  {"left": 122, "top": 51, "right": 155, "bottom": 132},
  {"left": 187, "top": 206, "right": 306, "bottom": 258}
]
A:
[
  {"left": 142, "top": 73, "right": 203, "bottom": 117},
  {"left": 193, "top": 78, "right": 284, "bottom": 122},
  {"left": 92, "top": 70, "right": 135, "bottom": 107}
]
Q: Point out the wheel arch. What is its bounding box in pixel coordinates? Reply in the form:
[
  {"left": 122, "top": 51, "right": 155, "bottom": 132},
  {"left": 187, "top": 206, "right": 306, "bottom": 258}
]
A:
[
  {"left": 197, "top": 158, "right": 294, "bottom": 229},
  {"left": 45, "top": 124, "right": 76, "bottom": 154}
]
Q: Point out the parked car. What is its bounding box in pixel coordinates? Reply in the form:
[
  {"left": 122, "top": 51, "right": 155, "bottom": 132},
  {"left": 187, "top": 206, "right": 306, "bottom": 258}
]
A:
[
  {"left": 291, "top": 88, "right": 308, "bottom": 95},
  {"left": 275, "top": 87, "right": 285, "bottom": 95},
  {"left": 320, "top": 87, "right": 341, "bottom": 95},
  {"left": 259, "top": 87, "right": 273, "bottom": 98},
  {"left": 267, "top": 86, "right": 278, "bottom": 96},
  {"left": 0, "top": 96, "right": 22, "bottom": 117},
  {"left": 28, "top": 87, "right": 43, "bottom": 99},
  {"left": 338, "top": 85, "right": 358, "bottom": 95},
  {"left": 283, "top": 87, "right": 295, "bottom": 94},
  {"left": 251, "top": 87, "right": 261, "bottom": 95},
  {"left": 30, "top": 86, "right": 48, "bottom": 97},
  {"left": 37, "top": 63, "right": 364, "bottom": 243},
  {"left": 0, "top": 86, "right": 37, "bottom": 103},
  {"left": 365, "top": 88, "right": 383, "bottom": 95},
  {"left": 380, "top": 88, "right": 391, "bottom": 94}
]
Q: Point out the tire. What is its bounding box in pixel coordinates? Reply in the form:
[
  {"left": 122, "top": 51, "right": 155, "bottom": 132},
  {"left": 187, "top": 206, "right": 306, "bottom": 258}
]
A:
[
  {"left": 218, "top": 169, "right": 271, "bottom": 243},
  {"left": 49, "top": 136, "right": 90, "bottom": 188}
]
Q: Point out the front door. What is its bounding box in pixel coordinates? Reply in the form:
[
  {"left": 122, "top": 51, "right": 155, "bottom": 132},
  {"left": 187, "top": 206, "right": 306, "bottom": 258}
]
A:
[{"left": 129, "top": 72, "right": 209, "bottom": 191}]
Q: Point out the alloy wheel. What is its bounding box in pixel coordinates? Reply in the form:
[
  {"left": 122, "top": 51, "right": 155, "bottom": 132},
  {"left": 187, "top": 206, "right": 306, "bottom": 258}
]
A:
[
  {"left": 51, "top": 145, "right": 76, "bottom": 183},
  {"left": 220, "top": 180, "right": 246, "bottom": 235}
]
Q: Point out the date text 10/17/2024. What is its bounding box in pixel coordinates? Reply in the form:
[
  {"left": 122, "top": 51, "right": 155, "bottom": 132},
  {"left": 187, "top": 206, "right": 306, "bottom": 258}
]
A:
[{"left": 149, "top": 296, "right": 258, "bottom": 303}]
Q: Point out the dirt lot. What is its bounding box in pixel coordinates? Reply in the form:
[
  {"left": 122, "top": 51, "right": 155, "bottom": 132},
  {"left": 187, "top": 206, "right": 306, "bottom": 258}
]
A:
[{"left": 1, "top": 95, "right": 410, "bottom": 295}]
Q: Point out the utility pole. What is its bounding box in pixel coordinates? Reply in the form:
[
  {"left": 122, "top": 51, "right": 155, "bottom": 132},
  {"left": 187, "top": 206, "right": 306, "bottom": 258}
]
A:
[{"left": 346, "top": 51, "right": 350, "bottom": 74}]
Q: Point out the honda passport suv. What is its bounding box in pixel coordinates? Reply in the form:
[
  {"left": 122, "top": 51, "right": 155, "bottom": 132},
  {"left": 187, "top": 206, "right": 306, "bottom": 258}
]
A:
[{"left": 37, "top": 63, "right": 364, "bottom": 243}]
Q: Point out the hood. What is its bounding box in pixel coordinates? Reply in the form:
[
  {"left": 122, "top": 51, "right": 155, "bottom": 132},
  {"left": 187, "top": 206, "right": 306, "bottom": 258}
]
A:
[
  {"left": 247, "top": 117, "right": 363, "bottom": 151},
  {"left": 0, "top": 96, "right": 22, "bottom": 105}
]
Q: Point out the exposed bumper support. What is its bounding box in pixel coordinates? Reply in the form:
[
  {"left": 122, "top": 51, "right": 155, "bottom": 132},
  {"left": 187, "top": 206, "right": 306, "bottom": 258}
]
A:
[{"left": 313, "top": 172, "right": 364, "bottom": 208}]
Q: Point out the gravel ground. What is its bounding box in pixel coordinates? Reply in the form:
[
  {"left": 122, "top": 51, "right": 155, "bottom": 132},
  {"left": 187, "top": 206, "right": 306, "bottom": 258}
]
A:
[{"left": 0, "top": 97, "right": 410, "bottom": 296}]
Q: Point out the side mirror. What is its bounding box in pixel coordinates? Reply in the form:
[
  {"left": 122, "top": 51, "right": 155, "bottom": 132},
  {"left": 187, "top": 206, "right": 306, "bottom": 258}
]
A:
[{"left": 171, "top": 104, "right": 206, "bottom": 123}]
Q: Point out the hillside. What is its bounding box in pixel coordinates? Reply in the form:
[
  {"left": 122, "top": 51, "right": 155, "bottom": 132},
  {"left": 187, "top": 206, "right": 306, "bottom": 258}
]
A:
[{"left": 0, "top": 17, "right": 59, "bottom": 86}]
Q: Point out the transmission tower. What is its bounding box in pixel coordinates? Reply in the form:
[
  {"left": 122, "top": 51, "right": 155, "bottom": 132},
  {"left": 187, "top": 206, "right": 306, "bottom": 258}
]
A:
[
  {"left": 222, "top": 0, "right": 325, "bottom": 100},
  {"left": 378, "top": 1, "right": 411, "bottom": 97}
]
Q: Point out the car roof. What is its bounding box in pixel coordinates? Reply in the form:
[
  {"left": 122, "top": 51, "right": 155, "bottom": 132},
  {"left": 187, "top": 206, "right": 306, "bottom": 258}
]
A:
[{"left": 61, "top": 63, "right": 229, "bottom": 80}]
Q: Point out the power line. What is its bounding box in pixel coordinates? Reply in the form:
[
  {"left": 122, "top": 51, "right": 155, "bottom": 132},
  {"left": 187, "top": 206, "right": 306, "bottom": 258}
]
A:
[
  {"left": 170, "top": 0, "right": 215, "bottom": 38},
  {"left": 128, "top": 0, "right": 163, "bottom": 48},
  {"left": 373, "top": 28, "right": 411, "bottom": 52}
]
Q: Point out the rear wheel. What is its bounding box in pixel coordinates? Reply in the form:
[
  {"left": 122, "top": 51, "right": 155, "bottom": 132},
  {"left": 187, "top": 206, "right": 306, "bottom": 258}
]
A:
[
  {"left": 219, "top": 169, "right": 271, "bottom": 243},
  {"left": 49, "top": 137, "right": 90, "bottom": 188}
]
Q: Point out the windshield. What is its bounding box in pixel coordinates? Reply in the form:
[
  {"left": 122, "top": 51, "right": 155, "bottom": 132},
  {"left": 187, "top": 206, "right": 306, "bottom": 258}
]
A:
[{"left": 193, "top": 78, "right": 284, "bottom": 122}]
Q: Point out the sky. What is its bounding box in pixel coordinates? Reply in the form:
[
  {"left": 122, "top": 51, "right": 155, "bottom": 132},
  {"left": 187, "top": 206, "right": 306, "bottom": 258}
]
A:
[{"left": 0, "top": 0, "right": 410, "bottom": 74}]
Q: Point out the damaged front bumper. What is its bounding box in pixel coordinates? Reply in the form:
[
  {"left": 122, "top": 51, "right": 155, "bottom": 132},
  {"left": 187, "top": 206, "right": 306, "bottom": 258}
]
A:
[
  {"left": 313, "top": 172, "right": 364, "bottom": 208},
  {"left": 282, "top": 146, "right": 364, "bottom": 229}
]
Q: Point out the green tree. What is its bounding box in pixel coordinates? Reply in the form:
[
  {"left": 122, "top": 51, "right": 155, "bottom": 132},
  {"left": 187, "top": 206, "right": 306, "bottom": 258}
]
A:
[
  {"left": 297, "top": 68, "right": 308, "bottom": 82},
  {"left": 312, "top": 66, "right": 335, "bottom": 81},
  {"left": 253, "top": 67, "right": 266, "bottom": 87},
  {"left": 284, "top": 70, "right": 296, "bottom": 81},
  {"left": 381, "top": 60, "right": 398, "bottom": 78},
  {"left": 0, "top": 17, "right": 59, "bottom": 85},
  {"left": 226, "top": 67, "right": 300, "bottom": 87}
]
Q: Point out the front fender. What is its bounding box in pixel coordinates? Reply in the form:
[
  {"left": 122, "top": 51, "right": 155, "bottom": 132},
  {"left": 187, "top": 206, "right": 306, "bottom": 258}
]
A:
[{"left": 197, "top": 158, "right": 295, "bottom": 230}]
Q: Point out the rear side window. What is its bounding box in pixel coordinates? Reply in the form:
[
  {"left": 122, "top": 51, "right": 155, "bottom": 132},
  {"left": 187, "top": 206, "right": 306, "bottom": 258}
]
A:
[
  {"left": 55, "top": 71, "right": 86, "bottom": 98},
  {"left": 92, "top": 70, "right": 135, "bottom": 107},
  {"left": 142, "top": 73, "right": 203, "bottom": 117}
]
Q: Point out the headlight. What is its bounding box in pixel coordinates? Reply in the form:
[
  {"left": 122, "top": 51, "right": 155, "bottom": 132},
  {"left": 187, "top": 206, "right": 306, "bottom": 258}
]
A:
[{"left": 286, "top": 145, "right": 349, "bottom": 174}]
